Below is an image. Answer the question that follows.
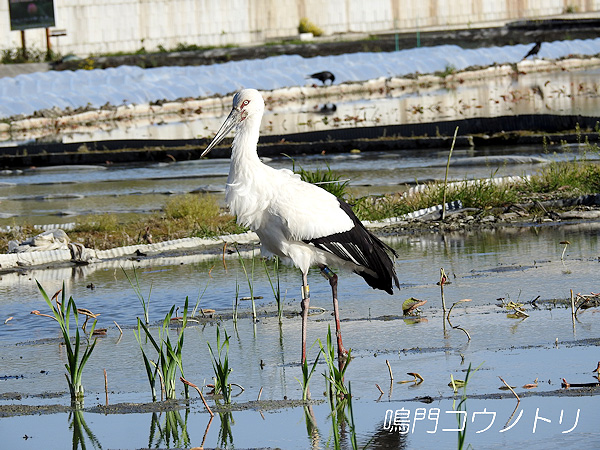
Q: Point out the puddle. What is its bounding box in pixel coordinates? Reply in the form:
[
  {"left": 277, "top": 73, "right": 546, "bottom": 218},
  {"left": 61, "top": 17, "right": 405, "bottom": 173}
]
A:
[{"left": 0, "top": 221, "right": 599, "bottom": 448}]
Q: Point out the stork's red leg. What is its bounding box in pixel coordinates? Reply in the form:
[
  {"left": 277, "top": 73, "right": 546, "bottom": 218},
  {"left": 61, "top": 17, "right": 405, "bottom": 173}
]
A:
[
  {"left": 300, "top": 271, "right": 310, "bottom": 364},
  {"left": 320, "top": 265, "right": 348, "bottom": 370}
]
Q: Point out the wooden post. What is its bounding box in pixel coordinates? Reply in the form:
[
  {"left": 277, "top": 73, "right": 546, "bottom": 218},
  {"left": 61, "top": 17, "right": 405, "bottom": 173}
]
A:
[
  {"left": 20, "top": 30, "right": 26, "bottom": 59},
  {"left": 46, "top": 28, "right": 52, "bottom": 54}
]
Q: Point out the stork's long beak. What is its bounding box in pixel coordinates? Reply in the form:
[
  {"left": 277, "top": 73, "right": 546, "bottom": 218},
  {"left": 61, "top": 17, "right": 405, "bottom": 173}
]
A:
[{"left": 201, "top": 107, "right": 242, "bottom": 157}]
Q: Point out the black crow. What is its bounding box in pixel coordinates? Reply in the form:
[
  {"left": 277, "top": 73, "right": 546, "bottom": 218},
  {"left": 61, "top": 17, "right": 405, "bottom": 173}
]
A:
[
  {"left": 307, "top": 71, "right": 335, "bottom": 85},
  {"left": 523, "top": 41, "right": 542, "bottom": 60}
]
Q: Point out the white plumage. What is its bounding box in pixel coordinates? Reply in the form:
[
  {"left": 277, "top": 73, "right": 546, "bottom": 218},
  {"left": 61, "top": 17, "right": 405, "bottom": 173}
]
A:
[{"left": 203, "top": 89, "right": 399, "bottom": 368}]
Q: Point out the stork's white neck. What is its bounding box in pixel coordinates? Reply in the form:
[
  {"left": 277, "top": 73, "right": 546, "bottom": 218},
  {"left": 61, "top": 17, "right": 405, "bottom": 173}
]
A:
[
  {"left": 225, "top": 112, "right": 268, "bottom": 227},
  {"left": 228, "top": 114, "right": 264, "bottom": 183}
]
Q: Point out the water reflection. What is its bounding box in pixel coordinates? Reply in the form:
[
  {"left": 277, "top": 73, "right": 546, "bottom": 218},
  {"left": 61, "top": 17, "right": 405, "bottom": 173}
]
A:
[
  {"left": 304, "top": 405, "right": 321, "bottom": 449},
  {"left": 3, "top": 67, "right": 600, "bottom": 224},
  {"left": 70, "top": 409, "right": 102, "bottom": 450},
  {"left": 354, "top": 394, "right": 408, "bottom": 449},
  {"left": 217, "top": 410, "right": 234, "bottom": 448},
  {"left": 1, "top": 220, "right": 599, "bottom": 345},
  {"left": 0, "top": 219, "right": 598, "bottom": 448},
  {"left": 147, "top": 409, "right": 190, "bottom": 448},
  {"left": 503, "top": 401, "right": 524, "bottom": 431},
  {"left": 364, "top": 425, "right": 407, "bottom": 449},
  {"left": 315, "top": 103, "right": 337, "bottom": 115}
]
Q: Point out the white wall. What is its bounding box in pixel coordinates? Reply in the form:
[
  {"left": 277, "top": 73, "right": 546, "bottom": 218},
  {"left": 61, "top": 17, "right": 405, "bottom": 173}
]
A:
[{"left": 0, "top": 0, "right": 598, "bottom": 57}]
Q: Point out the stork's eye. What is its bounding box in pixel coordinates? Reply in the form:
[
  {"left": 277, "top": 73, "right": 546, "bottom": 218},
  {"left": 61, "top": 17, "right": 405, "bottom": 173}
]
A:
[{"left": 242, "top": 100, "right": 250, "bottom": 107}]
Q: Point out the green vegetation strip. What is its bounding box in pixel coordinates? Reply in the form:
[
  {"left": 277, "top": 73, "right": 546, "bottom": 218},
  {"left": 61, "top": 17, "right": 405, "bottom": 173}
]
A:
[{"left": 1, "top": 152, "right": 599, "bottom": 253}]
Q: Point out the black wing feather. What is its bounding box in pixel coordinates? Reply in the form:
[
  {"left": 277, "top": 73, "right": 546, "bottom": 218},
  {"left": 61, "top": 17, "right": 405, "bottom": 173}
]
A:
[{"left": 304, "top": 199, "right": 400, "bottom": 294}]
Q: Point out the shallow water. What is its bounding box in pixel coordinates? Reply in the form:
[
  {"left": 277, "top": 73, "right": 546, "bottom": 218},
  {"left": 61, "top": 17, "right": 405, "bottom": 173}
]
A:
[
  {"left": 0, "top": 222, "right": 599, "bottom": 449},
  {"left": 0, "top": 141, "right": 597, "bottom": 226},
  {"left": 1, "top": 221, "right": 599, "bottom": 342},
  {"left": 1, "top": 395, "right": 599, "bottom": 449}
]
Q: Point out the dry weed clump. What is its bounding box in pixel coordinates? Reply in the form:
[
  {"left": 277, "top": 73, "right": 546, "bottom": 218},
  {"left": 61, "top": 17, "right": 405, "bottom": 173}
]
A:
[{"left": 72, "top": 194, "right": 242, "bottom": 250}]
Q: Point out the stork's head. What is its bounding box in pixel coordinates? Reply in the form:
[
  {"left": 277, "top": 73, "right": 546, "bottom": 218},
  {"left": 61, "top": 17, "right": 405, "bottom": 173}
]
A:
[
  {"left": 202, "top": 89, "right": 265, "bottom": 157},
  {"left": 232, "top": 89, "right": 265, "bottom": 121}
]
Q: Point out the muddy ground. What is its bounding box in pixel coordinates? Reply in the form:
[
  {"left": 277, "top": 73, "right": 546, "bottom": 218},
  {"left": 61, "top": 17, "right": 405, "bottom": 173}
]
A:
[{"left": 1, "top": 385, "right": 598, "bottom": 417}]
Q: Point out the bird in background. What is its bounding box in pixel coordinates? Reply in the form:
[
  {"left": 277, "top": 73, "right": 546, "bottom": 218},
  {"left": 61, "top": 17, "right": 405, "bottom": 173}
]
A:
[
  {"left": 316, "top": 103, "right": 337, "bottom": 114},
  {"left": 522, "top": 41, "right": 542, "bottom": 60},
  {"left": 202, "top": 89, "right": 399, "bottom": 369},
  {"left": 307, "top": 70, "right": 335, "bottom": 85}
]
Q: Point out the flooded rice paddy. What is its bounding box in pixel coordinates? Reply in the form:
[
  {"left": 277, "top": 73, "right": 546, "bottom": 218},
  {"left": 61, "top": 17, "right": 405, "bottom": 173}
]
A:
[
  {"left": 1, "top": 63, "right": 600, "bottom": 449},
  {"left": 0, "top": 141, "right": 598, "bottom": 228},
  {"left": 1, "top": 220, "right": 599, "bottom": 449}
]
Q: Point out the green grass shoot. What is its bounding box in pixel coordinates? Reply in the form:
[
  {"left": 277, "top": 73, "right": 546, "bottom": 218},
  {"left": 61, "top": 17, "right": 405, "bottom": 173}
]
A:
[
  {"left": 207, "top": 325, "right": 232, "bottom": 403},
  {"left": 285, "top": 153, "right": 350, "bottom": 198},
  {"left": 192, "top": 277, "right": 211, "bottom": 317},
  {"left": 346, "top": 382, "right": 359, "bottom": 450},
  {"left": 263, "top": 255, "right": 284, "bottom": 321},
  {"left": 123, "top": 265, "right": 152, "bottom": 325},
  {"left": 36, "top": 281, "right": 98, "bottom": 406},
  {"left": 319, "top": 325, "right": 351, "bottom": 401},
  {"left": 233, "top": 277, "right": 240, "bottom": 324},
  {"left": 452, "top": 362, "right": 482, "bottom": 450},
  {"left": 236, "top": 246, "right": 257, "bottom": 321},
  {"left": 296, "top": 345, "right": 322, "bottom": 401},
  {"left": 134, "top": 297, "right": 189, "bottom": 401}
]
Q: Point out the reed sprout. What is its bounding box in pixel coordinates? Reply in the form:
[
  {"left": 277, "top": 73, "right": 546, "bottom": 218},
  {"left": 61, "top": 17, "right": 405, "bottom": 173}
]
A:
[
  {"left": 233, "top": 279, "right": 240, "bottom": 324},
  {"left": 328, "top": 389, "right": 341, "bottom": 450},
  {"left": 192, "top": 278, "right": 211, "bottom": 317},
  {"left": 263, "top": 256, "right": 284, "bottom": 320},
  {"left": 36, "top": 281, "right": 98, "bottom": 406},
  {"left": 451, "top": 362, "right": 481, "bottom": 450},
  {"left": 317, "top": 327, "right": 358, "bottom": 449},
  {"left": 236, "top": 247, "right": 258, "bottom": 321},
  {"left": 346, "top": 382, "right": 359, "bottom": 450},
  {"left": 324, "top": 366, "right": 357, "bottom": 450},
  {"left": 319, "top": 325, "right": 351, "bottom": 401},
  {"left": 296, "top": 345, "right": 321, "bottom": 400},
  {"left": 207, "top": 325, "right": 232, "bottom": 403},
  {"left": 441, "top": 126, "right": 459, "bottom": 220},
  {"left": 134, "top": 297, "right": 189, "bottom": 401},
  {"left": 123, "top": 265, "right": 152, "bottom": 325},
  {"left": 454, "top": 364, "right": 471, "bottom": 450}
]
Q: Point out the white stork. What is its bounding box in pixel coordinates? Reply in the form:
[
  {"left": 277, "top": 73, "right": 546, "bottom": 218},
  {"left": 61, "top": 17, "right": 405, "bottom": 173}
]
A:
[{"left": 202, "top": 89, "right": 399, "bottom": 368}]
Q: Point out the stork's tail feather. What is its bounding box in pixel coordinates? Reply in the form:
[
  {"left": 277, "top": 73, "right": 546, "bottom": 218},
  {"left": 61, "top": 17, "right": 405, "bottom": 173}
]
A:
[
  {"left": 354, "top": 232, "right": 399, "bottom": 295},
  {"left": 306, "top": 199, "right": 400, "bottom": 294}
]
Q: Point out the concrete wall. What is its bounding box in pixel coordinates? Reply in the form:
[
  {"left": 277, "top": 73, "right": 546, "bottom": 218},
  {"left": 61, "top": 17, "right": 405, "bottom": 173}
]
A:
[{"left": 1, "top": 0, "right": 598, "bottom": 57}]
